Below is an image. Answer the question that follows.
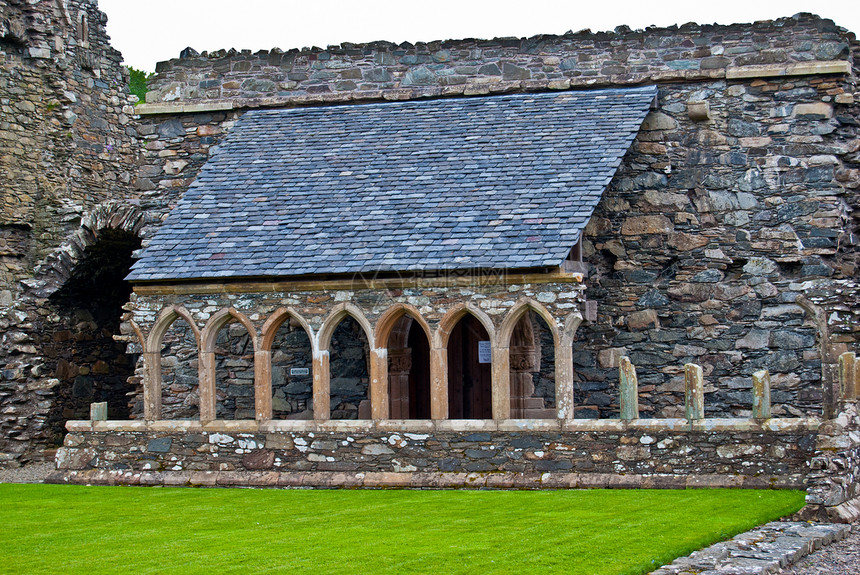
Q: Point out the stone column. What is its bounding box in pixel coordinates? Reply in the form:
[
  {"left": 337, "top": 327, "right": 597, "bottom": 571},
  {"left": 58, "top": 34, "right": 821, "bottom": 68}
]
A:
[
  {"left": 752, "top": 369, "right": 771, "bottom": 419},
  {"left": 838, "top": 352, "right": 857, "bottom": 401},
  {"left": 555, "top": 342, "right": 575, "bottom": 420},
  {"left": 430, "top": 347, "right": 448, "bottom": 420},
  {"left": 684, "top": 363, "right": 704, "bottom": 421},
  {"left": 254, "top": 350, "right": 272, "bottom": 422},
  {"left": 312, "top": 350, "right": 330, "bottom": 421},
  {"left": 142, "top": 351, "right": 161, "bottom": 421},
  {"left": 491, "top": 345, "right": 511, "bottom": 420},
  {"left": 198, "top": 350, "right": 216, "bottom": 422},
  {"left": 370, "top": 348, "right": 389, "bottom": 420},
  {"left": 619, "top": 356, "right": 639, "bottom": 420}
]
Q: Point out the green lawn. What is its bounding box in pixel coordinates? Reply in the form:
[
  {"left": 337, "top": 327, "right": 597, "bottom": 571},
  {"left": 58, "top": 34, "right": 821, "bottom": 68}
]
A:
[{"left": 0, "top": 485, "right": 804, "bottom": 575}]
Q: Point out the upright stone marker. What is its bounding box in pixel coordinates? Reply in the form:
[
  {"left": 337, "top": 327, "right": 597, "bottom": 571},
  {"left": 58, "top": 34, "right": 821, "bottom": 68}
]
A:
[
  {"left": 752, "top": 369, "right": 771, "bottom": 419},
  {"left": 838, "top": 352, "right": 857, "bottom": 400},
  {"left": 684, "top": 363, "right": 704, "bottom": 421},
  {"left": 90, "top": 402, "right": 108, "bottom": 421},
  {"left": 619, "top": 356, "right": 639, "bottom": 420}
]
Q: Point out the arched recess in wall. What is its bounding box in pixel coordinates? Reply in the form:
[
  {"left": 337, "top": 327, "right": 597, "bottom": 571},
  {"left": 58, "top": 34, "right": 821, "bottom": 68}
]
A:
[
  {"left": 201, "top": 309, "right": 259, "bottom": 421},
  {"left": 438, "top": 305, "right": 496, "bottom": 419},
  {"left": 319, "top": 304, "right": 373, "bottom": 420},
  {"left": 375, "top": 304, "right": 433, "bottom": 419},
  {"left": 261, "top": 308, "right": 315, "bottom": 420},
  {"left": 35, "top": 202, "right": 144, "bottom": 443},
  {"left": 499, "top": 300, "right": 560, "bottom": 419},
  {"left": 146, "top": 306, "right": 201, "bottom": 420}
]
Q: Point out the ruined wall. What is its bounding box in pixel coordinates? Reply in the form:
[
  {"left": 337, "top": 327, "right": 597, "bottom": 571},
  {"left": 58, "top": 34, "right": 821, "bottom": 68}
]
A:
[
  {"left": 0, "top": 0, "right": 141, "bottom": 465},
  {"left": 2, "top": 8, "right": 859, "bottom": 466},
  {"left": 144, "top": 14, "right": 850, "bottom": 104}
]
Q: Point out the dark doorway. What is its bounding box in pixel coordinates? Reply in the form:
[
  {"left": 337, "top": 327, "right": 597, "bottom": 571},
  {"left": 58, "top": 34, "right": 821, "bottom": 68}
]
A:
[
  {"left": 387, "top": 316, "right": 431, "bottom": 419},
  {"left": 43, "top": 228, "right": 141, "bottom": 443},
  {"left": 447, "top": 314, "right": 492, "bottom": 419}
]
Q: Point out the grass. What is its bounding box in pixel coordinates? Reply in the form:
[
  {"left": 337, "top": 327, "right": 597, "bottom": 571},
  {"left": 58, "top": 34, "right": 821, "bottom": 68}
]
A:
[{"left": 0, "top": 485, "right": 805, "bottom": 575}]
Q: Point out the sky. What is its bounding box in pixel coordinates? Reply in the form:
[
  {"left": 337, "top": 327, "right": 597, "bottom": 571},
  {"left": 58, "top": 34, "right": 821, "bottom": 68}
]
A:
[{"left": 99, "top": 0, "right": 859, "bottom": 72}]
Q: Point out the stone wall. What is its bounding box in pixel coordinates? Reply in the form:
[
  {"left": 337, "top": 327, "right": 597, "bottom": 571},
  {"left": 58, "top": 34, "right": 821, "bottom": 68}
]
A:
[
  {"left": 803, "top": 401, "right": 860, "bottom": 521},
  {"left": 0, "top": 0, "right": 141, "bottom": 465},
  {"left": 50, "top": 418, "right": 818, "bottom": 490},
  {"left": 1, "top": 5, "right": 858, "bottom": 470},
  {"left": 129, "top": 82, "right": 858, "bottom": 420},
  {"left": 144, "top": 14, "right": 851, "bottom": 104}
]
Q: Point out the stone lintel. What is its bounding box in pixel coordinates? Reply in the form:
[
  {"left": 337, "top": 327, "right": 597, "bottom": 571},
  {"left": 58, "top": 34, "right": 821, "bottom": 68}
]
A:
[
  {"left": 725, "top": 60, "right": 851, "bottom": 79},
  {"left": 64, "top": 416, "right": 822, "bottom": 434},
  {"left": 132, "top": 270, "right": 584, "bottom": 295},
  {"left": 135, "top": 101, "right": 234, "bottom": 115}
]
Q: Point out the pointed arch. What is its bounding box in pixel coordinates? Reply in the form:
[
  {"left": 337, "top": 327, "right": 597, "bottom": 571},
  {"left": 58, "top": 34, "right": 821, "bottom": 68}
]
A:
[
  {"left": 374, "top": 303, "right": 433, "bottom": 350},
  {"left": 497, "top": 298, "right": 560, "bottom": 350},
  {"left": 318, "top": 303, "right": 374, "bottom": 352},
  {"left": 201, "top": 308, "right": 259, "bottom": 353},
  {"left": 261, "top": 307, "right": 315, "bottom": 351},
  {"left": 435, "top": 303, "right": 496, "bottom": 350},
  {"left": 561, "top": 309, "right": 584, "bottom": 348},
  {"left": 146, "top": 305, "right": 200, "bottom": 353}
]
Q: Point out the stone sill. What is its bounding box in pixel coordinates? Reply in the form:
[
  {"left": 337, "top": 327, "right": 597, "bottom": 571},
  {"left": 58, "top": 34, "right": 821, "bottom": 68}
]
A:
[
  {"left": 135, "top": 60, "right": 851, "bottom": 116},
  {"left": 66, "top": 417, "right": 821, "bottom": 434},
  {"left": 48, "top": 469, "right": 808, "bottom": 490}
]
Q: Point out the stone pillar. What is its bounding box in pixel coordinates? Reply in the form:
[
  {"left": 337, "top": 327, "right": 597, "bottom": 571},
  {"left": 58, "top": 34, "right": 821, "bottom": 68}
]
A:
[
  {"left": 491, "top": 345, "right": 511, "bottom": 420},
  {"left": 838, "top": 352, "right": 857, "bottom": 401},
  {"left": 388, "top": 348, "right": 412, "bottom": 419},
  {"left": 619, "top": 356, "right": 639, "bottom": 420},
  {"left": 430, "top": 347, "right": 448, "bottom": 420},
  {"left": 90, "top": 402, "right": 107, "bottom": 421},
  {"left": 254, "top": 350, "right": 272, "bottom": 422},
  {"left": 370, "top": 348, "right": 389, "bottom": 420},
  {"left": 752, "top": 369, "right": 771, "bottom": 419},
  {"left": 198, "top": 350, "right": 216, "bottom": 422},
  {"left": 312, "top": 350, "right": 330, "bottom": 421},
  {"left": 556, "top": 342, "right": 574, "bottom": 420},
  {"left": 142, "top": 351, "right": 161, "bottom": 421},
  {"left": 684, "top": 363, "right": 704, "bottom": 421}
]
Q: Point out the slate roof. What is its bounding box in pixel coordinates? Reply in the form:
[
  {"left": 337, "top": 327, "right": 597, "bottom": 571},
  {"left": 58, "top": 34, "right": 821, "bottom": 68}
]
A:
[{"left": 127, "top": 85, "right": 657, "bottom": 281}]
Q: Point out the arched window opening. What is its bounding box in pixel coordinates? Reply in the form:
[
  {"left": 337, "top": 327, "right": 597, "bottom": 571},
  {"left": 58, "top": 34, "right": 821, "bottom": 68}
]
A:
[
  {"left": 447, "top": 313, "right": 492, "bottom": 419},
  {"left": 213, "top": 320, "right": 255, "bottom": 420},
  {"left": 509, "top": 311, "right": 556, "bottom": 418},
  {"left": 271, "top": 317, "right": 313, "bottom": 420},
  {"left": 387, "top": 315, "right": 431, "bottom": 419},
  {"left": 329, "top": 316, "right": 370, "bottom": 420},
  {"left": 43, "top": 228, "right": 141, "bottom": 442},
  {"left": 159, "top": 317, "right": 199, "bottom": 419}
]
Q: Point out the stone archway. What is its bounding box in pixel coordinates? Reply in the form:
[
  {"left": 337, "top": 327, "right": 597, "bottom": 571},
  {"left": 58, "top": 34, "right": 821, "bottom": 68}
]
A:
[{"left": 36, "top": 203, "right": 144, "bottom": 442}]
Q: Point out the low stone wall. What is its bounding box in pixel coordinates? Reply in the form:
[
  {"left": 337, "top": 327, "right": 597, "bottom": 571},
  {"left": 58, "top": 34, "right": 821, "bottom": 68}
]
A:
[{"left": 51, "top": 418, "right": 818, "bottom": 490}]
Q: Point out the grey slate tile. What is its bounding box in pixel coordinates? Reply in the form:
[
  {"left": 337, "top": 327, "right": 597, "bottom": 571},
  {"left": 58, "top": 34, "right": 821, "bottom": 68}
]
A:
[{"left": 128, "top": 85, "right": 657, "bottom": 281}]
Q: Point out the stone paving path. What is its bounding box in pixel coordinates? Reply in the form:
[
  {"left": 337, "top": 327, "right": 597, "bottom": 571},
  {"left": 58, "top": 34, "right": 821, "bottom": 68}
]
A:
[
  {"left": 651, "top": 521, "right": 854, "bottom": 575},
  {"left": 1, "top": 466, "right": 856, "bottom": 574}
]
